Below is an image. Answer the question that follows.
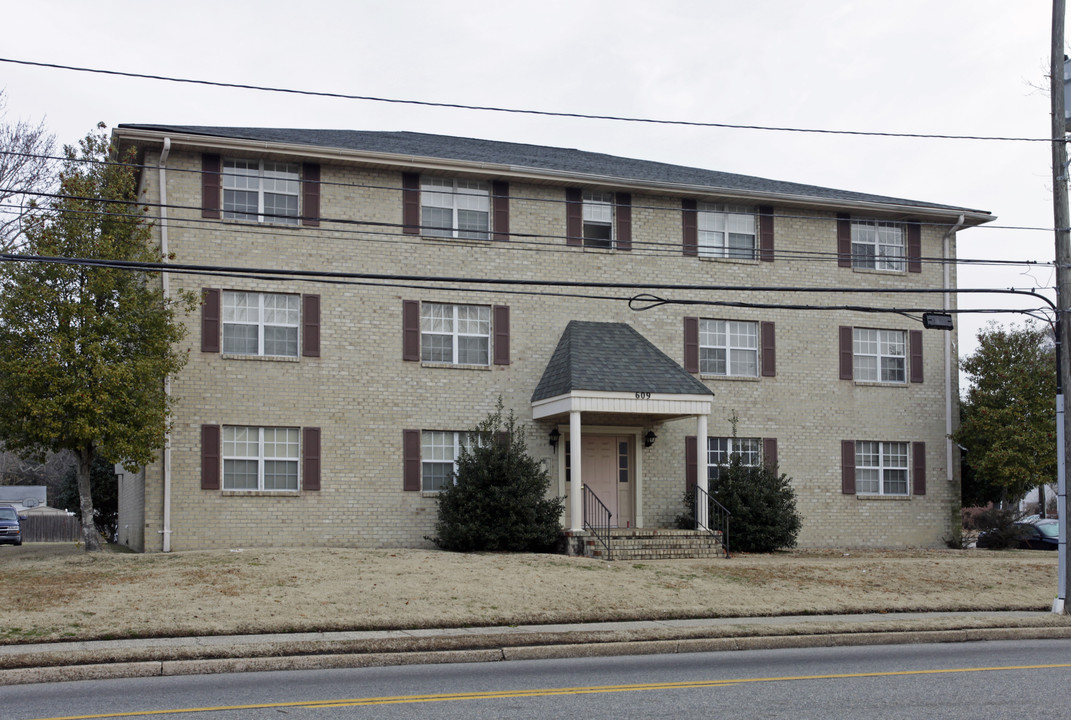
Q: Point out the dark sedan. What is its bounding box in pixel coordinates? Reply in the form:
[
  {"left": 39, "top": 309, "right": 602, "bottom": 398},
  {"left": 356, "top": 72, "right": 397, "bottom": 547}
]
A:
[{"left": 977, "top": 519, "right": 1059, "bottom": 550}]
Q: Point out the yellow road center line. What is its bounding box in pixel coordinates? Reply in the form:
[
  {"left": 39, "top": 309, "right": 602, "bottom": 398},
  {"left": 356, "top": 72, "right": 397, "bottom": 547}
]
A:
[{"left": 28, "top": 662, "right": 1071, "bottom": 719}]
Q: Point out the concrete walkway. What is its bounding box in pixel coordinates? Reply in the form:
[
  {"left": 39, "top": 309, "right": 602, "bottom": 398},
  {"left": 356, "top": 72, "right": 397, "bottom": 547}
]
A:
[{"left": 3, "top": 610, "right": 1071, "bottom": 686}]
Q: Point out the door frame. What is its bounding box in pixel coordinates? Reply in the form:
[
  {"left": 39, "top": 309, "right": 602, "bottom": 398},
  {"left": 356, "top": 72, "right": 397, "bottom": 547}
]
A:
[{"left": 555, "top": 424, "right": 645, "bottom": 529}]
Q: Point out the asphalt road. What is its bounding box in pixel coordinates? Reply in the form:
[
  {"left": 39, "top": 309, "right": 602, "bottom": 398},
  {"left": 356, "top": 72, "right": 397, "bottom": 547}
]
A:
[{"left": 6, "top": 639, "right": 1070, "bottom": 719}]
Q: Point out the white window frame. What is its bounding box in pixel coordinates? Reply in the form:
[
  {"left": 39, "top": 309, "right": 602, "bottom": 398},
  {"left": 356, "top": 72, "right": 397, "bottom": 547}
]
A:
[
  {"left": 853, "top": 328, "right": 906, "bottom": 383},
  {"left": 222, "top": 291, "right": 301, "bottom": 357},
  {"left": 855, "top": 441, "right": 909, "bottom": 495},
  {"left": 222, "top": 426, "right": 300, "bottom": 491},
  {"left": 420, "top": 177, "right": 490, "bottom": 240},
  {"left": 697, "top": 203, "right": 756, "bottom": 259},
  {"left": 698, "top": 319, "right": 759, "bottom": 377},
  {"left": 420, "top": 302, "right": 491, "bottom": 366},
  {"left": 582, "top": 190, "right": 614, "bottom": 248},
  {"left": 222, "top": 159, "right": 300, "bottom": 225},
  {"left": 706, "top": 437, "right": 760, "bottom": 481},
  {"left": 421, "top": 430, "right": 470, "bottom": 491},
  {"left": 852, "top": 220, "right": 905, "bottom": 271}
]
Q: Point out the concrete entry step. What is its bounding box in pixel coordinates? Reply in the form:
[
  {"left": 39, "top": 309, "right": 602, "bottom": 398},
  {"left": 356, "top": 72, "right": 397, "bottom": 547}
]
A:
[{"left": 563, "top": 528, "right": 727, "bottom": 561}]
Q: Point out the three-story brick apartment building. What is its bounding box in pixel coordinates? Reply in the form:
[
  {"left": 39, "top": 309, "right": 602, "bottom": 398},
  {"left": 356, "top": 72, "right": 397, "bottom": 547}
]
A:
[{"left": 112, "top": 125, "right": 991, "bottom": 552}]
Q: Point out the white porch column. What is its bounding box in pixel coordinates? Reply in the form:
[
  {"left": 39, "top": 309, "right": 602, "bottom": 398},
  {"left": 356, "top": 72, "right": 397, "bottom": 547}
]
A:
[
  {"left": 570, "top": 410, "right": 583, "bottom": 532},
  {"left": 696, "top": 413, "right": 709, "bottom": 531}
]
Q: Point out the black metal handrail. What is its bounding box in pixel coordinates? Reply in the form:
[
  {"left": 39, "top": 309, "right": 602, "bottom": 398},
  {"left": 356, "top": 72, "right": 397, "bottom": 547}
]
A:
[
  {"left": 582, "top": 485, "right": 613, "bottom": 560},
  {"left": 695, "top": 485, "right": 732, "bottom": 558}
]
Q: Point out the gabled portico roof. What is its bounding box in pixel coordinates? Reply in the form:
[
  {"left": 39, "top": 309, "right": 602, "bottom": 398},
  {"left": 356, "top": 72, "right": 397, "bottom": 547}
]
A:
[{"left": 531, "top": 321, "right": 713, "bottom": 420}]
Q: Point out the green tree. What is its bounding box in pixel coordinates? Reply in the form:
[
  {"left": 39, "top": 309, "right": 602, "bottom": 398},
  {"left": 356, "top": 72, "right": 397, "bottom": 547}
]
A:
[
  {"left": 430, "top": 400, "right": 564, "bottom": 552},
  {"left": 0, "top": 125, "right": 194, "bottom": 551},
  {"left": 953, "top": 322, "right": 1056, "bottom": 507}
]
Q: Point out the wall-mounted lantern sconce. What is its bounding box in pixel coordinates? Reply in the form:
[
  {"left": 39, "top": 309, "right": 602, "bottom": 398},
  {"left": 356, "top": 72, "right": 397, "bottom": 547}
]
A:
[
  {"left": 644, "top": 430, "right": 657, "bottom": 448},
  {"left": 549, "top": 427, "right": 560, "bottom": 450}
]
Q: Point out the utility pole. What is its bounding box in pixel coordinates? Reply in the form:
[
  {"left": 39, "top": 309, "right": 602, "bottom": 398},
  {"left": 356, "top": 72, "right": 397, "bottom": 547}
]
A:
[{"left": 1050, "top": 0, "right": 1071, "bottom": 613}]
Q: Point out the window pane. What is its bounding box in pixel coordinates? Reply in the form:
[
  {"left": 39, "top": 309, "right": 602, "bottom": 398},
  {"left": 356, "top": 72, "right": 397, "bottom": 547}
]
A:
[
  {"left": 421, "top": 334, "right": 452, "bottom": 363},
  {"left": 223, "top": 324, "right": 259, "bottom": 355},
  {"left": 263, "top": 326, "right": 298, "bottom": 357},
  {"left": 457, "top": 209, "right": 489, "bottom": 240},
  {"left": 223, "top": 459, "right": 259, "bottom": 490},
  {"left": 263, "top": 460, "right": 299, "bottom": 490},
  {"left": 457, "top": 336, "right": 489, "bottom": 365},
  {"left": 422, "top": 206, "right": 453, "bottom": 237},
  {"left": 699, "top": 347, "right": 726, "bottom": 375}
]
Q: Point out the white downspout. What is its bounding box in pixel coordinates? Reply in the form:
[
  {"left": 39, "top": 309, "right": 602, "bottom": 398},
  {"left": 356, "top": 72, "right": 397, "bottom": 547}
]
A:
[
  {"left": 158, "top": 138, "right": 172, "bottom": 552},
  {"left": 943, "top": 215, "right": 965, "bottom": 492}
]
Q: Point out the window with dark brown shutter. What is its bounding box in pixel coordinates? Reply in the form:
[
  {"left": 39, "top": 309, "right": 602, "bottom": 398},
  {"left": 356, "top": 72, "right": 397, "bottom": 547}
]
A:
[
  {"left": 839, "top": 326, "right": 854, "bottom": 380},
  {"left": 202, "top": 288, "right": 220, "bottom": 353},
  {"left": 912, "top": 442, "right": 926, "bottom": 495},
  {"left": 758, "top": 206, "right": 775, "bottom": 262},
  {"left": 683, "top": 317, "right": 699, "bottom": 373},
  {"left": 402, "top": 173, "right": 420, "bottom": 235},
  {"left": 763, "top": 437, "right": 778, "bottom": 472},
  {"left": 402, "top": 300, "right": 420, "bottom": 361},
  {"left": 303, "top": 427, "right": 321, "bottom": 491},
  {"left": 841, "top": 440, "right": 856, "bottom": 494},
  {"left": 202, "top": 154, "right": 221, "bottom": 219},
  {"left": 682, "top": 198, "right": 698, "bottom": 256},
  {"left": 685, "top": 435, "right": 697, "bottom": 492},
  {"left": 492, "top": 181, "right": 510, "bottom": 241},
  {"left": 907, "top": 221, "right": 922, "bottom": 273},
  {"left": 302, "top": 163, "right": 320, "bottom": 227},
  {"left": 837, "top": 213, "right": 852, "bottom": 267},
  {"left": 202, "top": 424, "right": 221, "bottom": 490},
  {"left": 909, "top": 330, "right": 923, "bottom": 383},
  {"left": 760, "top": 321, "right": 776, "bottom": 377},
  {"left": 565, "top": 188, "right": 583, "bottom": 246},
  {"left": 403, "top": 429, "right": 421, "bottom": 491},
  {"left": 493, "top": 305, "right": 510, "bottom": 365},
  {"left": 615, "top": 193, "right": 632, "bottom": 252},
  {"left": 302, "top": 294, "right": 320, "bottom": 357}
]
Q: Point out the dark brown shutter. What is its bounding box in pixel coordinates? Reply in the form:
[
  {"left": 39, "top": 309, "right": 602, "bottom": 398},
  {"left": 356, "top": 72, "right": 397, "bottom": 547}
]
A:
[
  {"left": 615, "top": 192, "right": 632, "bottom": 251},
  {"left": 565, "top": 188, "right": 583, "bottom": 246},
  {"left": 758, "top": 205, "right": 774, "bottom": 262},
  {"left": 837, "top": 213, "right": 852, "bottom": 267},
  {"left": 302, "top": 294, "right": 320, "bottom": 357},
  {"left": 402, "top": 300, "right": 420, "bottom": 362},
  {"left": 493, "top": 305, "right": 510, "bottom": 365},
  {"left": 302, "top": 163, "right": 320, "bottom": 227},
  {"left": 907, "top": 221, "right": 922, "bottom": 273},
  {"left": 685, "top": 435, "right": 698, "bottom": 492},
  {"left": 202, "top": 288, "right": 220, "bottom": 353},
  {"left": 909, "top": 329, "right": 923, "bottom": 383},
  {"left": 303, "top": 427, "right": 321, "bottom": 491},
  {"left": 763, "top": 437, "right": 778, "bottom": 472},
  {"left": 839, "top": 326, "right": 854, "bottom": 380},
  {"left": 403, "top": 429, "right": 421, "bottom": 491},
  {"left": 201, "top": 424, "right": 221, "bottom": 490},
  {"left": 202, "top": 154, "right": 221, "bottom": 219},
  {"left": 683, "top": 317, "right": 699, "bottom": 373},
  {"left": 492, "top": 180, "right": 510, "bottom": 241},
  {"left": 760, "top": 321, "right": 776, "bottom": 377},
  {"left": 682, "top": 198, "right": 698, "bottom": 256},
  {"left": 912, "top": 442, "right": 926, "bottom": 495},
  {"left": 402, "top": 172, "right": 420, "bottom": 235},
  {"left": 841, "top": 440, "right": 856, "bottom": 494}
]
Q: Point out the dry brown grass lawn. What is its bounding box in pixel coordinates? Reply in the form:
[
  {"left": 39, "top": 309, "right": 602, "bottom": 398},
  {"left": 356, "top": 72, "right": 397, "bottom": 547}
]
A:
[{"left": 0, "top": 544, "right": 1057, "bottom": 644}]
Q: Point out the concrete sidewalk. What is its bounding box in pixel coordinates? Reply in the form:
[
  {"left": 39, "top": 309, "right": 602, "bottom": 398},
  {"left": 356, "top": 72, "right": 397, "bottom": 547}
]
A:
[{"left": 3, "top": 610, "right": 1071, "bottom": 686}]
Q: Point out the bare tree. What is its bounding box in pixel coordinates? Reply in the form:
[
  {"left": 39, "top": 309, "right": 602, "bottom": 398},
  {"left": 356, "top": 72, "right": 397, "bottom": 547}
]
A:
[{"left": 0, "top": 90, "right": 55, "bottom": 252}]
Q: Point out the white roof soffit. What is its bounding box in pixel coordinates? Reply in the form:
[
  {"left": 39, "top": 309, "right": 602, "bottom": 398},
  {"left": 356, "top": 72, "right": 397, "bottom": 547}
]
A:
[{"left": 532, "top": 390, "right": 714, "bottom": 420}]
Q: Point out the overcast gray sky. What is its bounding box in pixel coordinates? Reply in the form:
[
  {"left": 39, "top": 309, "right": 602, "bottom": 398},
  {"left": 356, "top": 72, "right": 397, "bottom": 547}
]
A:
[{"left": 0, "top": 0, "right": 1061, "bottom": 363}]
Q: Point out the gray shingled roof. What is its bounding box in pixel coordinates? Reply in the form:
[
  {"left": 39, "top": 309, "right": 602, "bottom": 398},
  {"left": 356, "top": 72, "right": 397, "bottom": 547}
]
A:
[
  {"left": 531, "top": 321, "right": 713, "bottom": 402},
  {"left": 117, "top": 124, "right": 989, "bottom": 216}
]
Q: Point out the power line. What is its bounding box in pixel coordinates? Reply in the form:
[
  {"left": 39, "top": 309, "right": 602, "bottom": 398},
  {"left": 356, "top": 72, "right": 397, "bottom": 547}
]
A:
[{"left": 0, "top": 56, "right": 1059, "bottom": 144}]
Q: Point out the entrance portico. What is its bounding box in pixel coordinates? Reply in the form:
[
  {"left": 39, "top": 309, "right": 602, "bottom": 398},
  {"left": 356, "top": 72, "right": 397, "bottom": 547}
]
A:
[{"left": 531, "top": 322, "right": 714, "bottom": 531}]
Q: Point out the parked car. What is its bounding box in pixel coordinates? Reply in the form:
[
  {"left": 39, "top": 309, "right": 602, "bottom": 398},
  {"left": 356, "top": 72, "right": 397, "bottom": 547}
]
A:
[
  {"left": 977, "top": 519, "right": 1059, "bottom": 550},
  {"left": 0, "top": 504, "right": 24, "bottom": 546}
]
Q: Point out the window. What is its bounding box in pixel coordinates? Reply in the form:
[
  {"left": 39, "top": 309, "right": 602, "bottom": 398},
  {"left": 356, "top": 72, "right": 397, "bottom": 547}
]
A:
[
  {"left": 853, "top": 328, "right": 906, "bottom": 383},
  {"left": 420, "top": 303, "right": 490, "bottom": 365},
  {"left": 706, "top": 437, "right": 760, "bottom": 481},
  {"left": 421, "top": 177, "right": 490, "bottom": 240},
  {"left": 852, "top": 220, "right": 905, "bottom": 271},
  {"left": 223, "top": 426, "right": 299, "bottom": 491},
  {"left": 222, "top": 159, "right": 300, "bottom": 224},
  {"left": 699, "top": 319, "right": 758, "bottom": 376},
  {"left": 222, "top": 291, "right": 300, "bottom": 357},
  {"left": 583, "top": 191, "right": 614, "bottom": 248},
  {"left": 421, "top": 431, "right": 470, "bottom": 491},
  {"left": 855, "top": 441, "right": 909, "bottom": 495},
  {"left": 698, "top": 203, "right": 756, "bottom": 259}
]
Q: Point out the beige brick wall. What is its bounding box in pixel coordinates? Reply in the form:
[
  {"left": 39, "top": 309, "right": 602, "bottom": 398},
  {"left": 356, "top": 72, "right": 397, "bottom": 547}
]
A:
[{"left": 123, "top": 144, "right": 962, "bottom": 551}]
